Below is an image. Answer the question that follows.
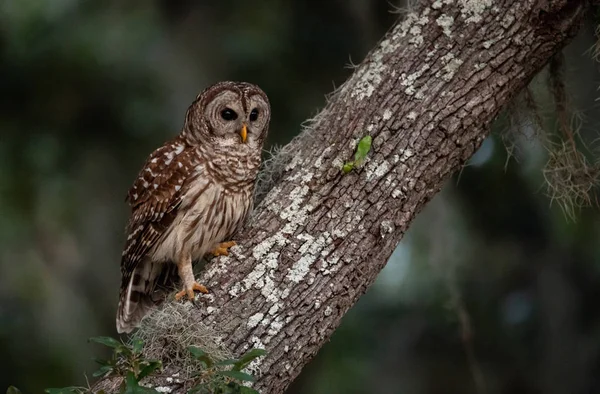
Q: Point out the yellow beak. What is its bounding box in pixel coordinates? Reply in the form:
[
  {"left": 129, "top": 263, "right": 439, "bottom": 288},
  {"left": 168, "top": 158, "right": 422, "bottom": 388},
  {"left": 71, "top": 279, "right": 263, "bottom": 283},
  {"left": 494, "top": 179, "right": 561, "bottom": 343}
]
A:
[{"left": 240, "top": 123, "right": 247, "bottom": 143}]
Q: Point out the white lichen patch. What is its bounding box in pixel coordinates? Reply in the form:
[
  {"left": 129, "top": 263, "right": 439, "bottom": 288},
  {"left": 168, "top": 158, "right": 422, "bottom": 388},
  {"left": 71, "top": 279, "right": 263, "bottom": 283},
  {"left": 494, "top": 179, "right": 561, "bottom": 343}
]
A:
[
  {"left": 395, "top": 149, "right": 414, "bottom": 166},
  {"left": 436, "top": 15, "right": 454, "bottom": 37},
  {"left": 437, "top": 53, "right": 463, "bottom": 82},
  {"left": 280, "top": 185, "right": 313, "bottom": 234},
  {"left": 432, "top": 0, "right": 454, "bottom": 9},
  {"left": 352, "top": 64, "right": 385, "bottom": 100},
  {"left": 332, "top": 156, "right": 344, "bottom": 169},
  {"left": 426, "top": 46, "right": 438, "bottom": 61},
  {"left": 366, "top": 160, "right": 391, "bottom": 181},
  {"left": 382, "top": 109, "right": 393, "bottom": 121},
  {"left": 248, "top": 312, "right": 264, "bottom": 328},
  {"left": 400, "top": 64, "right": 431, "bottom": 96},
  {"left": 398, "top": 12, "right": 430, "bottom": 39},
  {"left": 349, "top": 36, "right": 399, "bottom": 100},
  {"left": 380, "top": 220, "right": 395, "bottom": 237},
  {"left": 267, "top": 318, "right": 284, "bottom": 337},
  {"left": 458, "top": 0, "right": 493, "bottom": 24},
  {"left": 252, "top": 233, "right": 287, "bottom": 261},
  {"left": 155, "top": 387, "right": 172, "bottom": 393},
  {"left": 392, "top": 189, "right": 404, "bottom": 199},
  {"left": 314, "top": 146, "right": 333, "bottom": 168},
  {"left": 332, "top": 228, "right": 347, "bottom": 239},
  {"left": 324, "top": 306, "right": 333, "bottom": 316},
  {"left": 286, "top": 232, "right": 333, "bottom": 283},
  {"left": 285, "top": 154, "right": 304, "bottom": 172},
  {"left": 250, "top": 336, "right": 265, "bottom": 350},
  {"left": 268, "top": 303, "right": 280, "bottom": 316},
  {"left": 406, "top": 111, "right": 418, "bottom": 121}
]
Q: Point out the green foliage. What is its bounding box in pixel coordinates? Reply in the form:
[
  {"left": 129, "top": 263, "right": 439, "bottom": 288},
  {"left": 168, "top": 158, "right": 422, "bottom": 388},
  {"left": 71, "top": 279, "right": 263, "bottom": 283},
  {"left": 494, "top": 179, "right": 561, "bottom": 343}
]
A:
[
  {"left": 32, "top": 336, "right": 163, "bottom": 394},
  {"left": 121, "top": 373, "right": 158, "bottom": 394},
  {"left": 342, "top": 135, "right": 373, "bottom": 174},
  {"left": 89, "top": 336, "right": 161, "bottom": 379},
  {"left": 9, "top": 339, "right": 265, "bottom": 393},
  {"left": 187, "top": 346, "right": 266, "bottom": 394},
  {"left": 87, "top": 336, "right": 161, "bottom": 393}
]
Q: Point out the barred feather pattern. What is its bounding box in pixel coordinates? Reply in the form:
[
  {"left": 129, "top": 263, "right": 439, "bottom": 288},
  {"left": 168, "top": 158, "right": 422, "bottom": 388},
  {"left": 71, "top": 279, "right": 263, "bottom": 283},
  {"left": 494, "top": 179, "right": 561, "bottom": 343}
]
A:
[{"left": 116, "top": 81, "right": 269, "bottom": 333}]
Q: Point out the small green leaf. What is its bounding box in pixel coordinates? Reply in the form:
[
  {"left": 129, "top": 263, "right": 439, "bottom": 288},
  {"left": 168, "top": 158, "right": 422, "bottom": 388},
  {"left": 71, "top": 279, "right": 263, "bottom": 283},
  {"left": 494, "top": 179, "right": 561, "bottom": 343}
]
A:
[
  {"left": 122, "top": 372, "right": 158, "bottom": 393},
  {"left": 7, "top": 387, "right": 22, "bottom": 394},
  {"left": 354, "top": 135, "right": 372, "bottom": 164},
  {"left": 124, "top": 371, "right": 138, "bottom": 387},
  {"left": 138, "top": 360, "right": 162, "bottom": 380},
  {"left": 89, "top": 336, "right": 121, "bottom": 349},
  {"left": 216, "top": 358, "right": 240, "bottom": 366},
  {"left": 219, "top": 382, "right": 243, "bottom": 394},
  {"left": 188, "top": 346, "right": 207, "bottom": 358},
  {"left": 131, "top": 338, "right": 144, "bottom": 354},
  {"left": 216, "top": 370, "right": 255, "bottom": 382},
  {"left": 93, "top": 357, "right": 111, "bottom": 366},
  {"left": 342, "top": 162, "right": 354, "bottom": 173},
  {"left": 239, "top": 348, "right": 266, "bottom": 361},
  {"left": 233, "top": 349, "right": 266, "bottom": 371},
  {"left": 92, "top": 365, "right": 113, "bottom": 378},
  {"left": 188, "top": 346, "right": 214, "bottom": 368}
]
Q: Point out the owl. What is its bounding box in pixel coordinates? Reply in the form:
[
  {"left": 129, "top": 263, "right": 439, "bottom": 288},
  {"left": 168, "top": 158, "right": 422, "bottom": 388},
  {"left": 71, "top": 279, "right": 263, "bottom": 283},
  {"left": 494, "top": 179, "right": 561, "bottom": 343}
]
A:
[{"left": 116, "top": 81, "right": 271, "bottom": 333}]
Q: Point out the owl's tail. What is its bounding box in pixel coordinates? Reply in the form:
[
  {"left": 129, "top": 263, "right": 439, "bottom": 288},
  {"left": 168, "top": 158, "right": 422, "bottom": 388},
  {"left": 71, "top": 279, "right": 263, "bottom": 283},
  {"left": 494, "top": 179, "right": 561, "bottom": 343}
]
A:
[{"left": 116, "top": 261, "right": 176, "bottom": 333}]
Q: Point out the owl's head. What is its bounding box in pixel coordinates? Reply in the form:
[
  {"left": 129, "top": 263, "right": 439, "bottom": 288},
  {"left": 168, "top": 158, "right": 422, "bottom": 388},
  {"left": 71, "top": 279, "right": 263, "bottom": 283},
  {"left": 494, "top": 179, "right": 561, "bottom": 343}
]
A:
[{"left": 182, "top": 81, "right": 270, "bottom": 150}]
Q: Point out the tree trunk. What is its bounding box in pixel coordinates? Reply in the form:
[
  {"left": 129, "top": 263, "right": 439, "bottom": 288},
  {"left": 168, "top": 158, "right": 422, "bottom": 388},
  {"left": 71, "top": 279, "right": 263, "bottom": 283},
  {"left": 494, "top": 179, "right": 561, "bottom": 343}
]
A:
[{"left": 127, "top": 1, "right": 588, "bottom": 392}]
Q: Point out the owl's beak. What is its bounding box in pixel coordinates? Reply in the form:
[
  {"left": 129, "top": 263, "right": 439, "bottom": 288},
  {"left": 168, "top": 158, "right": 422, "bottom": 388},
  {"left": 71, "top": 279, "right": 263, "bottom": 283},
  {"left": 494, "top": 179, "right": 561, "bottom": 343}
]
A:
[{"left": 240, "top": 123, "right": 247, "bottom": 143}]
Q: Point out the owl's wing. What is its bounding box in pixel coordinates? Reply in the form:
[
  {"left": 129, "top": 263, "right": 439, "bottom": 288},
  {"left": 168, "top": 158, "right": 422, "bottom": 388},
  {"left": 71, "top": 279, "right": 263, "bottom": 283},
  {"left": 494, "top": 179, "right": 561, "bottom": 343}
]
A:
[
  {"left": 117, "top": 138, "right": 195, "bottom": 333},
  {"left": 122, "top": 140, "right": 192, "bottom": 266}
]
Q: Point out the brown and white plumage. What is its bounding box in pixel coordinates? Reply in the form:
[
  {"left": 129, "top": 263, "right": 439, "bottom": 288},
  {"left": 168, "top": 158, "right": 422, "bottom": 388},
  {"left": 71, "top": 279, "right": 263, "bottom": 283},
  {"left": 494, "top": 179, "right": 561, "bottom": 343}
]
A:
[{"left": 117, "top": 81, "right": 270, "bottom": 333}]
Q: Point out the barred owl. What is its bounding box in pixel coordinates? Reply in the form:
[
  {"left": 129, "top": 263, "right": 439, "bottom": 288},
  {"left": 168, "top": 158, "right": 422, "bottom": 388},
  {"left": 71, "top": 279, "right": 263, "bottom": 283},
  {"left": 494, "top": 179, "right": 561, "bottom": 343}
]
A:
[{"left": 116, "top": 81, "right": 270, "bottom": 333}]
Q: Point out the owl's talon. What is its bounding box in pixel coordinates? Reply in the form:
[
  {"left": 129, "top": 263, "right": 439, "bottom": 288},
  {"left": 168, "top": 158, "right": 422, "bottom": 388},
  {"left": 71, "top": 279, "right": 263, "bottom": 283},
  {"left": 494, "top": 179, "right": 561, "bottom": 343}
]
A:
[
  {"left": 211, "top": 241, "right": 237, "bottom": 257},
  {"left": 193, "top": 282, "right": 209, "bottom": 294},
  {"left": 175, "top": 282, "right": 209, "bottom": 301}
]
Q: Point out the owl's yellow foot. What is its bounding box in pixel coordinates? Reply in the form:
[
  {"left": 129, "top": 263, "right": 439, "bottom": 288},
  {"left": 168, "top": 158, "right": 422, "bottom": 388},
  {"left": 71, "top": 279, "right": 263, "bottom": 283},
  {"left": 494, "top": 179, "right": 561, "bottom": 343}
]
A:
[
  {"left": 211, "top": 241, "right": 237, "bottom": 257},
  {"left": 175, "top": 282, "right": 209, "bottom": 301}
]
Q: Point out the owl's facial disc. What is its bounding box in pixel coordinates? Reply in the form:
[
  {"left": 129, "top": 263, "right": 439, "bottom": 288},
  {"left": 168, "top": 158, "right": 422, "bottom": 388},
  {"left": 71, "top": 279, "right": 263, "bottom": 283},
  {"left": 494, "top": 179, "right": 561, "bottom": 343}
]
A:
[
  {"left": 186, "top": 83, "right": 270, "bottom": 148},
  {"left": 245, "top": 94, "right": 269, "bottom": 139},
  {"left": 202, "top": 91, "right": 247, "bottom": 144}
]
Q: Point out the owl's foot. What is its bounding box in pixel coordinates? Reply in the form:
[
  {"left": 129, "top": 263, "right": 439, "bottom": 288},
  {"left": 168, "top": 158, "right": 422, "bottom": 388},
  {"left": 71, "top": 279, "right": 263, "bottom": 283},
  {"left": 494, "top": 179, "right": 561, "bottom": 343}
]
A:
[
  {"left": 211, "top": 241, "right": 237, "bottom": 257},
  {"left": 175, "top": 282, "right": 209, "bottom": 301}
]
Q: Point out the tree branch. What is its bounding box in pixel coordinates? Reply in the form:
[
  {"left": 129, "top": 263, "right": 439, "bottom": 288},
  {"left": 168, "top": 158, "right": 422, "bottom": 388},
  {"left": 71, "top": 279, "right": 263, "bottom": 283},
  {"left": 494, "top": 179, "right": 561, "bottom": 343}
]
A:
[{"left": 118, "top": 1, "right": 587, "bottom": 392}]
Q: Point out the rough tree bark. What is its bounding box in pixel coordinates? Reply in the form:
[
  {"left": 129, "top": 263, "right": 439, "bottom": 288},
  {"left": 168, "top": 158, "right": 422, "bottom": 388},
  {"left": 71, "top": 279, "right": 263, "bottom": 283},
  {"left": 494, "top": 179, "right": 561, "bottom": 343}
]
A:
[{"left": 136, "top": 0, "right": 587, "bottom": 393}]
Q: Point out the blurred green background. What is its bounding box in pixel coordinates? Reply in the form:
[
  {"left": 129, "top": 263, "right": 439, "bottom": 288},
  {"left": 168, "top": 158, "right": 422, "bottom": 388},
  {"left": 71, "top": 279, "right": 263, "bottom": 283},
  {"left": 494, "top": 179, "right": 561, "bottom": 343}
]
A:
[{"left": 2, "top": 1, "right": 600, "bottom": 393}]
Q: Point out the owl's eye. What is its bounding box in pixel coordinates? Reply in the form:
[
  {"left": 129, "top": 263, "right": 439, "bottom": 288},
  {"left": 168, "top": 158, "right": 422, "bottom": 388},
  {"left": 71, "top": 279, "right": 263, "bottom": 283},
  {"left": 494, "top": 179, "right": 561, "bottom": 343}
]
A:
[
  {"left": 249, "top": 108, "right": 259, "bottom": 122},
  {"left": 221, "top": 108, "right": 238, "bottom": 121}
]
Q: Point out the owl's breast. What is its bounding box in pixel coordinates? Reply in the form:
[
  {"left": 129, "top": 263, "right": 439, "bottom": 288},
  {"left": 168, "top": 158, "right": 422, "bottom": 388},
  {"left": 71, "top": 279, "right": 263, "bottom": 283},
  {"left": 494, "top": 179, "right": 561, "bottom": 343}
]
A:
[{"left": 151, "top": 175, "right": 253, "bottom": 263}]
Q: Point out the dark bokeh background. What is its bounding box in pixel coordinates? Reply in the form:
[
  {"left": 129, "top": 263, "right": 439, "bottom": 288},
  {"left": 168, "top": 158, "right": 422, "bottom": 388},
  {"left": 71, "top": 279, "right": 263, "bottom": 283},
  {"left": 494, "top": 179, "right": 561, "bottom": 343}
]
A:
[{"left": 2, "top": 1, "right": 600, "bottom": 393}]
